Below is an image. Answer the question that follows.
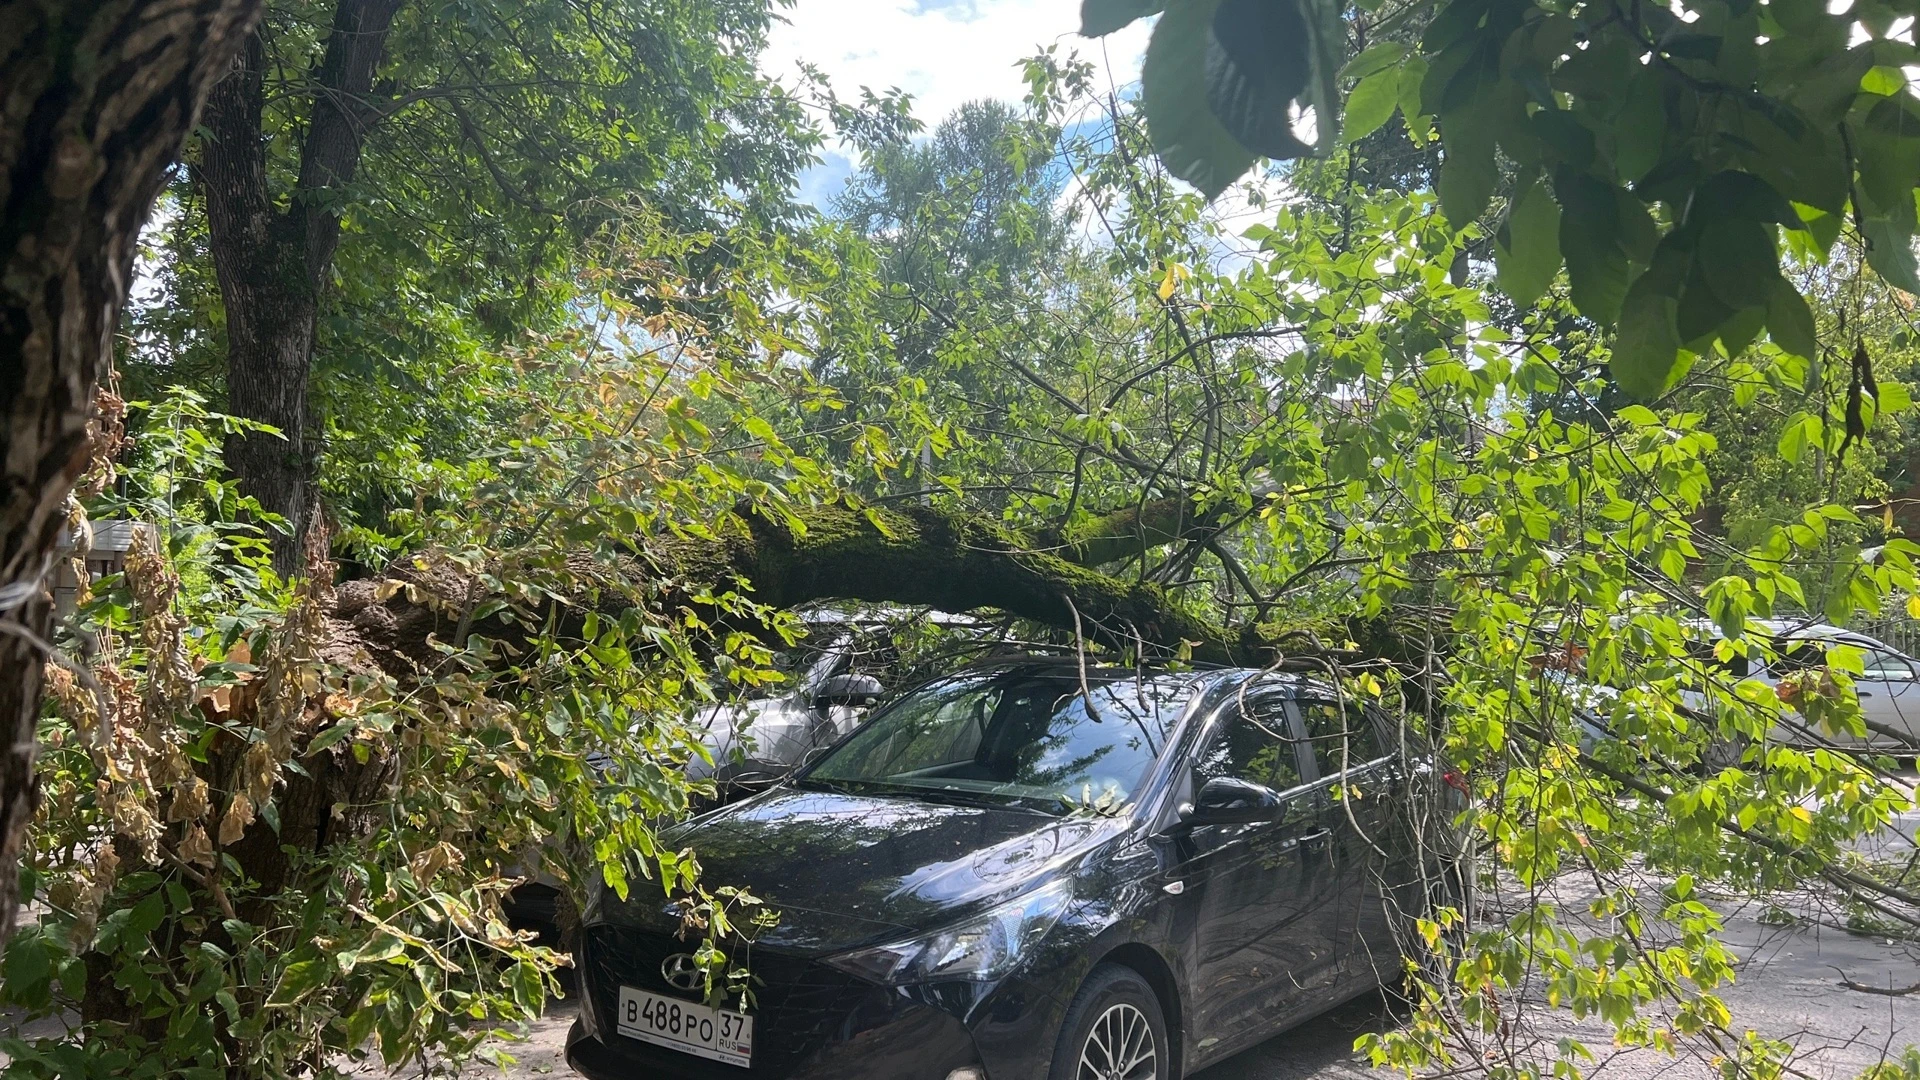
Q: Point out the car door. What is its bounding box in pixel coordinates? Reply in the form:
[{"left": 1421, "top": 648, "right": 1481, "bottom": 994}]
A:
[
  {"left": 1166, "top": 692, "right": 1335, "bottom": 1057},
  {"left": 1294, "top": 697, "right": 1398, "bottom": 977},
  {"left": 1854, "top": 645, "right": 1920, "bottom": 746}
]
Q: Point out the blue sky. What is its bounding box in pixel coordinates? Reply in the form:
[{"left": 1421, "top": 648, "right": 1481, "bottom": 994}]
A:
[{"left": 759, "top": 0, "right": 1152, "bottom": 209}]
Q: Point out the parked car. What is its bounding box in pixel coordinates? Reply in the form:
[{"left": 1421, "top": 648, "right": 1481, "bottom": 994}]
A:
[
  {"left": 1733, "top": 620, "right": 1920, "bottom": 749},
  {"left": 682, "top": 626, "right": 894, "bottom": 804},
  {"left": 504, "top": 610, "right": 972, "bottom": 937},
  {"left": 1566, "top": 619, "right": 1920, "bottom": 756},
  {"left": 564, "top": 659, "right": 1466, "bottom": 1080}
]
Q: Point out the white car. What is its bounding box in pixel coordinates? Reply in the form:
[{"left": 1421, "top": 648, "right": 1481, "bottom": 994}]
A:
[
  {"left": 1567, "top": 619, "right": 1920, "bottom": 755},
  {"left": 683, "top": 643, "right": 885, "bottom": 795},
  {"left": 1722, "top": 620, "right": 1920, "bottom": 751}
]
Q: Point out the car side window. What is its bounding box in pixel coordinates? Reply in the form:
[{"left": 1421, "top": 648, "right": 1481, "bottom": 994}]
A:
[
  {"left": 1298, "top": 700, "right": 1385, "bottom": 776},
  {"left": 1771, "top": 639, "right": 1828, "bottom": 675},
  {"left": 1192, "top": 698, "right": 1303, "bottom": 793},
  {"left": 1861, "top": 649, "right": 1918, "bottom": 681}
]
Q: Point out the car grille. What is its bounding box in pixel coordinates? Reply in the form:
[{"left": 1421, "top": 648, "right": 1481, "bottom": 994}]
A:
[{"left": 578, "top": 924, "right": 891, "bottom": 1077}]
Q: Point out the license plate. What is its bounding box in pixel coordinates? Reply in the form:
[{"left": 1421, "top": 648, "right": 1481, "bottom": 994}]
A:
[{"left": 616, "top": 985, "right": 753, "bottom": 1068}]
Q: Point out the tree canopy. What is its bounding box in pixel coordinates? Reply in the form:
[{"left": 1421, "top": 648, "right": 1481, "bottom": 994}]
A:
[
  {"left": 10, "top": 2, "right": 1920, "bottom": 1079},
  {"left": 1100, "top": 0, "right": 1920, "bottom": 404}
]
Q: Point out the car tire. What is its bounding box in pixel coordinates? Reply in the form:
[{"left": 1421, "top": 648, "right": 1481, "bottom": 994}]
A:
[{"left": 1048, "top": 963, "right": 1170, "bottom": 1080}]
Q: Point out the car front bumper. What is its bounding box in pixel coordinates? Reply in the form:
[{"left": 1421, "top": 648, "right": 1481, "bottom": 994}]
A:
[{"left": 566, "top": 922, "right": 1071, "bottom": 1080}]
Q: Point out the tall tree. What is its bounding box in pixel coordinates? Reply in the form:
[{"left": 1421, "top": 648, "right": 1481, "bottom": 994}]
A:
[
  {"left": 199, "top": 0, "right": 404, "bottom": 574},
  {"left": 0, "top": 0, "right": 263, "bottom": 947},
  {"left": 188, "top": 0, "right": 816, "bottom": 571}
]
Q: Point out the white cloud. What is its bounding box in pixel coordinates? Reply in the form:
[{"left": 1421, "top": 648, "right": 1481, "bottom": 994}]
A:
[{"left": 763, "top": 0, "right": 1151, "bottom": 136}]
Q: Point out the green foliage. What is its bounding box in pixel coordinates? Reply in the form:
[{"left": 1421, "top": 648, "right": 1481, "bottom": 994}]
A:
[
  {"left": 14, "top": 234, "right": 860, "bottom": 1073},
  {"left": 1090, "top": 0, "right": 1343, "bottom": 195},
  {"left": 1101, "top": 0, "right": 1920, "bottom": 401},
  {"left": 1493, "top": 175, "right": 1561, "bottom": 309},
  {"left": 129, "top": 0, "right": 835, "bottom": 559},
  {"left": 31, "top": 8, "right": 1920, "bottom": 1078}
]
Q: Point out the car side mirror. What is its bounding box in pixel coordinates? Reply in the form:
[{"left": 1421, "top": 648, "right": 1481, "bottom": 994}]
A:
[
  {"left": 813, "top": 673, "right": 884, "bottom": 710},
  {"left": 1179, "top": 776, "right": 1285, "bottom": 827}
]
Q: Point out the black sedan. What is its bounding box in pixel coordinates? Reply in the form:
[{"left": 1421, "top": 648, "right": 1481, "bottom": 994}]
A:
[{"left": 565, "top": 660, "right": 1464, "bottom": 1080}]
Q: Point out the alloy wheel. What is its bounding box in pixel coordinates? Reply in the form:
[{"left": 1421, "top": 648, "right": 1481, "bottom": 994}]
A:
[{"left": 1076, "top": 1001, "right": 1158, "bottom": 1080}]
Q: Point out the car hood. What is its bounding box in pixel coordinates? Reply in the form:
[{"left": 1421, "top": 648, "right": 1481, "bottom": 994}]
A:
[{"left": 598, "top": 787, "right": 1126, "bottom": 953}]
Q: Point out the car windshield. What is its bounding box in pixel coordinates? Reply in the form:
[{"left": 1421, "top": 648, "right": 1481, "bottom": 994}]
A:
[{"left": 800, "top": 668, "right": 1195, "bottom": 814}]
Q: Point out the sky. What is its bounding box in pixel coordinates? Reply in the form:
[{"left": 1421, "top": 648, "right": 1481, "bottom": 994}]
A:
[{"left": 759, "top": 0, "right": 1153, "bottom": 208}]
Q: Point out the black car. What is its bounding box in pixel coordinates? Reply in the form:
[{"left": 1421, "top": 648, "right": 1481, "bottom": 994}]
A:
[{"left": 566, "top": 661, "right": 1464, "bottom": 1080}]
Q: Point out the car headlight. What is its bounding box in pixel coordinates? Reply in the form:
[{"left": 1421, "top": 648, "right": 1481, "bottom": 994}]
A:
[{"left": 823, "top": 879, "right": 1074, "bottom": 984}]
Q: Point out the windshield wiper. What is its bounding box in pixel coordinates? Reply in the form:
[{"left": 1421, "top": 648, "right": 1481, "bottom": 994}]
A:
[
  {"left": 799, "top": 775, "right": 1061, "bottom": 816},
  {"left": 793, "top": 776, "right": 868, "bottom": 796},
  {"left": 865, "top": 781, "right": 1060, "bottom": 816}
]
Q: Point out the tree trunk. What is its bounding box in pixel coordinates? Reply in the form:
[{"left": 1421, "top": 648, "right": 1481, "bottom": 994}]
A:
[
  {"left": 0, "top": 0, "right": 263, "bottom": 946},
  {"left": 199, "top": 0, "right": 404, "bottom": 575},
  {"left": 328, "top": 500, "right": 1373, "bottom": 680}
]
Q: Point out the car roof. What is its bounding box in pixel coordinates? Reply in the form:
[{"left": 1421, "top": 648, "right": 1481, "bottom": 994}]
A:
[{"left": 1678, "top": 616, "right": 1899, "bottom": 650}]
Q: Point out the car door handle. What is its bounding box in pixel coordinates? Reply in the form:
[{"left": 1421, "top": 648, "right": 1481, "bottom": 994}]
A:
[{"left": 1299, "top": 829, "right": 1332, "bottom": 854}]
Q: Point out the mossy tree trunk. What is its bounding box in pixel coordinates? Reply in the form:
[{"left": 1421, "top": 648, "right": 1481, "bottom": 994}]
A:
[{"left": 331, "top": 499, "right": 1355, "bottom": 676}]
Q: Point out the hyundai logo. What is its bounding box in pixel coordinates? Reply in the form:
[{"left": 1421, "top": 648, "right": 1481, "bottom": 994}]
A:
[{"left": 661, "top": 952, "right": 706, "bottom": 993}]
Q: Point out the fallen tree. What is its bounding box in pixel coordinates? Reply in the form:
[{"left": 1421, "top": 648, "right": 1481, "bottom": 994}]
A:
[{"left": 326, "top": 496, "right": 1398, "bottom": 694}]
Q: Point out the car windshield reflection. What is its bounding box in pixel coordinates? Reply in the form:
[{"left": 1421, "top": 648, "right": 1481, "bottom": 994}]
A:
[{"left": 799, "top": 668, "right": 1195, "bottom": 815}]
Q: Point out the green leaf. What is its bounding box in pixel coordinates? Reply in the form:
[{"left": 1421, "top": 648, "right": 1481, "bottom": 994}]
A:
[
  {"left": 1340, "top": 41, "right": 1409, "bottom": 80},
  {"left": 1778, "top": 412, "right": 1817, "bottom": 463},
  {"left": 1612, "top": 187, "right": 1658, "bottom": 266},
  {"left": 306, "top": 722, "right": 354, "bottom": 754},
  {"left": 1612, "top": 270, "right": 1682, "bottom": 399},
  {"left": 1527, "top": 108, "right": 1595, "bottom": 171},
  {"left": 1698, "top": 217, "right": 1779, "bottom": 310},
  {"left": 1494, "top": 176, "right": 1562, "bottom": 307},
  {"left": 1863, "top": 214, "right": 1920, "bottom": 294},
  {"left": 1765, "top": 278, "right": 1819, "bottom": 359},
  {"left": 1735, "top": 109, "right": 1849, "bottom": 214},
  {"left": 1556, "top": 171, "right": 1629, "bottom": 324},
  {"left": 1863, "top": 65, "right": 1908, "bottom": 96},
  {"left": 1206, "top": 0, "right": 1320, "bottom": 161},
  {"left": 1792, "top": 201, "right": 1843, "bottom": 259},
  {"left": 1694, "top": 170, "right": 1803, "bottom": 230},
  {"left": 1141, "top": 0, "right": 1260, "bottom": 198},
  {"left": 1659, "top": 544, "right": 1688, "bottom": 582},
  {"left": 1677, "top": 274, "right": 1737, "bottom": 348},
  {"left": 268, "top": 959, "right": 330, "bottom": 1006},
  {"left": 126, "top": 891, "right": 166, "bottom": 939},
  {"left": 1398, "top": 57, "right": 1431, "bottom": 141},
  {"left": 1082, "top": 0, "right": 1164, "bottom": 36},
  {"left": 3, "top": 931, "right": 54, "bottom": 1004},
  {"left": 345, "top": 1005, "right": 378, "bottom": 1050},
  {"left": 1857, "top": 98, "right": 1920, "bottom": 212},
  {"left": 1438, "top": 106, "right": 1497, "bottom": 227},
  {"left": 1881, "top": 381, "right": 1913, "bottom": 413},
  {"left": 1718, "top": 304, "right": 1768, "bottom": 357},
  {"left": 1344, "top": 68, "right": 1400, "bottom": 143},
  {"left": 1613, "top": 70, "right": 1665, "bottom": 182}
]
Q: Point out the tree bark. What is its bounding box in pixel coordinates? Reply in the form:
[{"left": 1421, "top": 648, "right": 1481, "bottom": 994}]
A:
[
  {"left": 199, "top": 0, "right": 404, "bottom": 574},
  {"left": 328, "top": 500, "right": 1362, "bottom": 680},
  {"left": 0, "top": 0, "right": 262, "bottom": 945}
]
